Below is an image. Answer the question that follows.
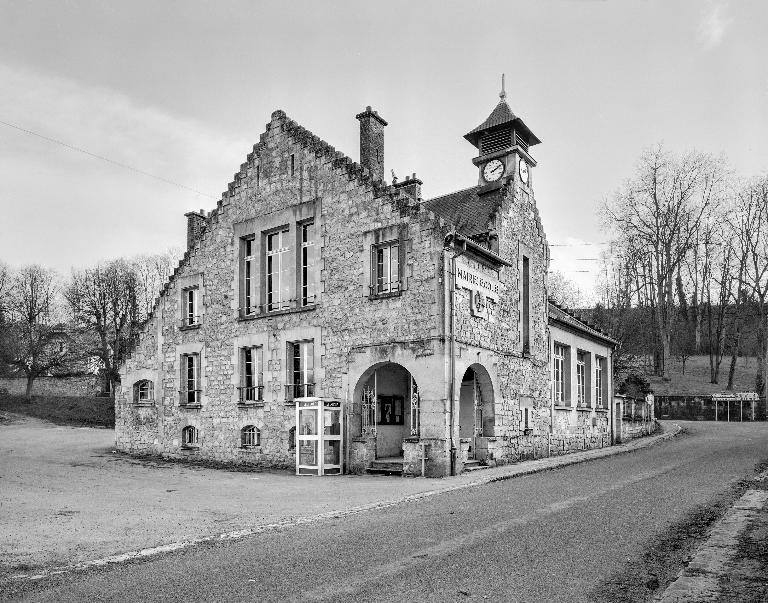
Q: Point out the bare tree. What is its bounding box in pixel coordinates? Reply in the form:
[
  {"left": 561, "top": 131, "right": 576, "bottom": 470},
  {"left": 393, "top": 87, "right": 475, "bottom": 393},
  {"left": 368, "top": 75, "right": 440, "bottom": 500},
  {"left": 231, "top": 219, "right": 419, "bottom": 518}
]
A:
[
  {"left": 132, "top": 248, "right": 180, "bottom": 321},
  {"left": 66, "top": 260, "right": 139, "bottom": 394},
  {"left": 603, "top": 145, "right": 724, "bottom": 380},
  {"left": 547, "top": 270, "right": 585, "bottom": 308},
  {"left": 733, "top": 177, "right": 768, "bottom": 397},
  {"left": 0, "top": 265, "right": 73, "bottom": 399}
]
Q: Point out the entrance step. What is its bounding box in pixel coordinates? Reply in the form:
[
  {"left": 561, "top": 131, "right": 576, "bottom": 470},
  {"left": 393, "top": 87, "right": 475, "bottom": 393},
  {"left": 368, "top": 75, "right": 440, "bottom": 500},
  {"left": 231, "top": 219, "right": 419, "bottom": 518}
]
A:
[
  {"left": 367, "top": 457, "right": 405, "bottom": 476},
  {"left": 463, "top": 460, "right": 490, "bottom": 472}
]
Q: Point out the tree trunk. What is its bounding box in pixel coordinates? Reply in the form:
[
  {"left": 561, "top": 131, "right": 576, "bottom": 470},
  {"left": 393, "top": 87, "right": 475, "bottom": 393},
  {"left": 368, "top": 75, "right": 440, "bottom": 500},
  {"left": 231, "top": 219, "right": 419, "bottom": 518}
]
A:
[{"left": 25, "top": 374, "right": 34, "bottom": 401}]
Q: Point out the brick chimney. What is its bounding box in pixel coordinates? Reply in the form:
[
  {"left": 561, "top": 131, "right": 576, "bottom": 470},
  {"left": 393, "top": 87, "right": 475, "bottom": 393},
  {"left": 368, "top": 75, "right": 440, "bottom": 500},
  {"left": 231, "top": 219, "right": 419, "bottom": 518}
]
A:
[
  {"left": 393, "top": 173, "right": 422, "bottom": 200},
  {"left": 355, "top": 106, "right": 387, "bottom": 182},
  {"left": 184, "top": 209, "right": 206, "bottom": 250}
]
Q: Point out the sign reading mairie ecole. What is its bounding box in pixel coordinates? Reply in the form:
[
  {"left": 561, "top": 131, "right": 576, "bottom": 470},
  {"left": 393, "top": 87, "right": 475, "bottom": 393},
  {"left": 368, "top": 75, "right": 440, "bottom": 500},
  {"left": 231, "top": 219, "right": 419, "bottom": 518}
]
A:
[{"left": 455, "top": 260, "right": 501, "bottom": 302}]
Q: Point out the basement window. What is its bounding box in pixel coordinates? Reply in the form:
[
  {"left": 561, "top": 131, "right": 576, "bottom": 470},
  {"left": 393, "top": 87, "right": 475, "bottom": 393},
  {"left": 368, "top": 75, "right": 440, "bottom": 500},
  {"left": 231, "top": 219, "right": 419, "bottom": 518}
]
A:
[
  {"left": 181, "top": 425, "right": 199, "bottom": 449},
  {"left": 241, "top": 425, "right": 261, "bottom": 448}
]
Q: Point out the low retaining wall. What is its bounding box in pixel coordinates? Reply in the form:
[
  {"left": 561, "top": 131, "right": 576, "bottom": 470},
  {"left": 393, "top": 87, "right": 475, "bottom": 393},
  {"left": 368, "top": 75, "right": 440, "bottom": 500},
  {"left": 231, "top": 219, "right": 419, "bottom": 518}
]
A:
[{"left": 0, "top": 376, "right": 99, "bottom": 398}]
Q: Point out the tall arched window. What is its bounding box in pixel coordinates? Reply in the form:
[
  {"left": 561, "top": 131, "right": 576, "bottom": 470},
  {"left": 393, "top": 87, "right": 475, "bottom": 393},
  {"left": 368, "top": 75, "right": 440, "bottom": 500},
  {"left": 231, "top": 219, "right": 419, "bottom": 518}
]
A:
[
  {"left": 241, "top": 425, "right": 260, "bottom": 448},
  {"left": 181, "top": 425, "right": 198, "bottom": 448},
  {"left": 133, "top": 379, "right": 154, "bottom": 403},
  {"left": 288, "top": 426, "right": 296, "bottom": 450}
]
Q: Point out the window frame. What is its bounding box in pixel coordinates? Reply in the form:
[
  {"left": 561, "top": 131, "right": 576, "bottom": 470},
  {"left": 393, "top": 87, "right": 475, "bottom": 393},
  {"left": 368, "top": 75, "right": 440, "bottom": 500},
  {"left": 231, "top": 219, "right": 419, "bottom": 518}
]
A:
[
  {"left": 553, "top": 343, "right": 567, "bottom": 404},
  {"left": 266, "top": 227, "right": 291, "bottom": 312},
  {"left": 181, "top": 425, "right": 199, "bottom": 449},
  {"left": 134, "top": 379, "right": 154, "bottom": 404},
  {"left": 371, "top": 239, "right": 401, "bottom": 297},
  {"left": 238, "top": 345, "right": 264, "bottom": 404},
  {"left": 286, "top": 340, "right": 315, "bottom": 401},
  {"left": 576, "top": 353, "right": 586, "bottom": 406},
  {"left": 300, "top": 221, "right": 316, "bottom": 307},
  {"left": 240, "top": 425, "right": 261, "bottom": 449},
  {"left": 180, "top": 286, "right": 200, "bottom": 329},
  {"left": 179, "top": 353, "right": 201, "bottom": 406},
  {"left": 241, "top": 236, "right": 257, "bottom": 317}
]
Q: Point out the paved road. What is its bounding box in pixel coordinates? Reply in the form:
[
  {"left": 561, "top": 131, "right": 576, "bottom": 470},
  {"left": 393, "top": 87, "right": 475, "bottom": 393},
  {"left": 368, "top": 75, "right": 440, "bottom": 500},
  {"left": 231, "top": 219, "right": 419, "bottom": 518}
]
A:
[{"left": 11, "top": 422, "right": 768, "bottom": 602}]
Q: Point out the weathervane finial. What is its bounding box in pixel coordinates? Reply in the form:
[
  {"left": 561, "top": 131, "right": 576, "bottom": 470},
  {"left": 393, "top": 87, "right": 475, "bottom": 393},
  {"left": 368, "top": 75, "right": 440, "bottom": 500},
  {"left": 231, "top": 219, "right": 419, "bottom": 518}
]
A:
[{"left": 499, "top": 73, "right": 506, "bottom": 101}]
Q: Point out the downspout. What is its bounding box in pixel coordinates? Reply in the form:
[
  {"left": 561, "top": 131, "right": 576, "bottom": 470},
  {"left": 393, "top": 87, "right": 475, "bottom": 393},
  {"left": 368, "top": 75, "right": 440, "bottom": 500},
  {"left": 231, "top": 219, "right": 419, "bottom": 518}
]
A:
[{"left": 446, "top": 232, "right": 466, "bottom": 476}]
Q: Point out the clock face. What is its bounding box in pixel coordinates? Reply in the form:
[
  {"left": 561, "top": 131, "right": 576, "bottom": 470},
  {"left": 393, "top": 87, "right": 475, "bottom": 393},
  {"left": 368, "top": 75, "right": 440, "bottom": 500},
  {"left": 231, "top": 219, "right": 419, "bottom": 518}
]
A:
[
  {"left": 519, "top": 157, "right": 529, "bottom": 184},
  {"left": 482, "top": 159, "right": 504, "bottom": 183}
]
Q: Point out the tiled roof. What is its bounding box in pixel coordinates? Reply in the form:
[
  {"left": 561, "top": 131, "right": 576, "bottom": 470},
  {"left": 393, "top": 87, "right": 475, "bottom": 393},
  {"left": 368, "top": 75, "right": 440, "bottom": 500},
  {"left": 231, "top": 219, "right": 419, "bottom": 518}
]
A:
[
  {"left": 464, "top": 99, "right": 542, "bottom": 148},
  {"left": 465, "top": 100, "right": 517, "bottom": 138},
  {"left": 421, "top": 186, "right": 498, "bottom": 237},
  {"left": 547, "top": 300, "right": 619, "bottom": 346}
]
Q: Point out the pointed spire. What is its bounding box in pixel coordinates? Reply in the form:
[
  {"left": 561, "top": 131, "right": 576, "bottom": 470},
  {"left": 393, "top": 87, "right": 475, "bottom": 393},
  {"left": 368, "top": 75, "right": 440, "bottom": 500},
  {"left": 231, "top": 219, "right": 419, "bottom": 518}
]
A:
[{"left": 499, "top": 73, "right": 506, "bottom": 102}]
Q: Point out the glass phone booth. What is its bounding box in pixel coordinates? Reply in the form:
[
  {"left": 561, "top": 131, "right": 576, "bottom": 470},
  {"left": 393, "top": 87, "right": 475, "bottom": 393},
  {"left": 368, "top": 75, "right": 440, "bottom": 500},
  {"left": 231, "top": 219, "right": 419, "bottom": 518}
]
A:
[{"left": 295, "top": 397, "right": 343, "bottom": 476}]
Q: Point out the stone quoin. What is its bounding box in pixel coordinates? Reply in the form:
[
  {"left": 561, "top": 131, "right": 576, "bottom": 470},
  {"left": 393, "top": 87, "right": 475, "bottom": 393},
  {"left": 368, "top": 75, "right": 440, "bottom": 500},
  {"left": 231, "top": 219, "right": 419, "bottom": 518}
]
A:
[{"left": 116, "top": 91, "right": 622, "bottom": 476}]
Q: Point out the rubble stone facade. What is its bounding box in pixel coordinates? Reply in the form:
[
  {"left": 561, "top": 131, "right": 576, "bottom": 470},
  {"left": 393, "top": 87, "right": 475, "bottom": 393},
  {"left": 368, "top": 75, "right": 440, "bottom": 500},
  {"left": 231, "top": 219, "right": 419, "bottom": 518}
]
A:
[{"left": 116, "top": 96, "right": 621, "bottom": 476}]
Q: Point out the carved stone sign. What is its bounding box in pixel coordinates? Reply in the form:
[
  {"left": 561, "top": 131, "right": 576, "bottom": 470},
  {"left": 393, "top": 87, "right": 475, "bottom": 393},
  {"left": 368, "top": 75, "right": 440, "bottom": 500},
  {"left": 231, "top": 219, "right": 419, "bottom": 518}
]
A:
[{"left": 456, "top": 260, "right": 502, "bottom": 319}]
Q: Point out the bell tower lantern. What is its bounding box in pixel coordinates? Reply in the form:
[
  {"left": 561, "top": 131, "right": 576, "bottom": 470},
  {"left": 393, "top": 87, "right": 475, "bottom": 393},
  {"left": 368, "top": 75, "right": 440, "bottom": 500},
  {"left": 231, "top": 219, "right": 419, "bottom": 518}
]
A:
[{"left": 465, "top": 75, "right": 541, "bottom": 194}]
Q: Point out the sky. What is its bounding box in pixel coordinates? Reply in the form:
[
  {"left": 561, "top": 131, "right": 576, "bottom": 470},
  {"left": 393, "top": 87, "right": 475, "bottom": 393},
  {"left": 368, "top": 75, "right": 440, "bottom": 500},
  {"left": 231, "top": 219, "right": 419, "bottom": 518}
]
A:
[{"left": 0, "top": 0, "right": 766, "bottom": 300}]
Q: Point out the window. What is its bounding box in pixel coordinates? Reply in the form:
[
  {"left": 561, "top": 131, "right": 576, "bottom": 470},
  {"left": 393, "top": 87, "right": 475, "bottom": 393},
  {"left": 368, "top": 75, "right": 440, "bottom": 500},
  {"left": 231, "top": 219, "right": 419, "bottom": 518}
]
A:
[
  {"left": 287, "top": 340, "right": 314, "bottom": 400},
  {"left": 553, "top": 343, "right": 566, "bottom": 404},
  {"left": 239, "top": 346, "right": 263, "bottom": 403},
  {"left": 181, "top": 286, "right": 199, "bottom": 328},
  {"left": 595, "top": 357, "right": 607, "bottom": 408},
  {"left": 577, "top": 353, "right": 586, "bottom": 406},
  {"left": 301, "top": 222, "right": 316, "bottom": 306},
  {"left": 241, "top": 237, "right": 257, "bottom": 316},
  {"left": 181, "top": 425, "right": 198, "bottom": 448},
  {"left": 134, "top": 379, "right": 154, "bottom": 403},
  {"left": 372, "top": 240, "right": 400, "bottom": 295},
  {"left": 521, "top": 255, "right": 530, "bottom": 354},
  {"left": 241, "top": 425, "right": 260, "bottom": 448},
  {"left": 180, "top": 353, "right": 201, "bottom": 405},
  {"left": 266, "top": 228, "right": 290, "bottom": 312},
  {"left": 289, "top": 426, "right": 296, "bottom": 450},
  {"left": 290, "top": 153, "right": 295, "bottom": 176}
]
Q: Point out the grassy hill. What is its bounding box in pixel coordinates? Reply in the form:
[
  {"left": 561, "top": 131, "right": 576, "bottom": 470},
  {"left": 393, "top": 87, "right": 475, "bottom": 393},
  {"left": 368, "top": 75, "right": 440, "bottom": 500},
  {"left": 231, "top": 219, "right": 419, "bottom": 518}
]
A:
[{"left": 644, "top": 355, "right": 760, "bottom": 396}]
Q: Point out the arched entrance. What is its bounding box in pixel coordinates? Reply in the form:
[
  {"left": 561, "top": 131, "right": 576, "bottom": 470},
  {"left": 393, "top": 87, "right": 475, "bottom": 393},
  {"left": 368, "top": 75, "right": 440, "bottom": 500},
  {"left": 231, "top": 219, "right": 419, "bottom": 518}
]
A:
[
  {"left": 458, "top": 364, "right": 495, "bottom": 460},
  {"left": 353, "top": 362, "right": 420, "bottom": 459}
]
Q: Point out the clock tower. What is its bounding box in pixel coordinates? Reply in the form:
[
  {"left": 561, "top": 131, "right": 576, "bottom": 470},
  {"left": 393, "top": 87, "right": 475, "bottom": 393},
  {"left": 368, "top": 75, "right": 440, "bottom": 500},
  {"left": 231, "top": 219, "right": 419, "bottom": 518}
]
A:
[{"left": 464, "top": 76, "right": 541, "bottom": 194}]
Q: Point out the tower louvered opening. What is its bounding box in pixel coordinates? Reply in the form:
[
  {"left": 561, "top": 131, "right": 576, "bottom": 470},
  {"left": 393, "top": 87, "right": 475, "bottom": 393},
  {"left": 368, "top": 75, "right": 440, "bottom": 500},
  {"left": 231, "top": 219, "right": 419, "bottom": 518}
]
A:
[
  {"left": 514, "top": 132, "right": 529, "bottom": 152},
  {"left": 481, "top": 129, "right": 512, "bottom": 155}
]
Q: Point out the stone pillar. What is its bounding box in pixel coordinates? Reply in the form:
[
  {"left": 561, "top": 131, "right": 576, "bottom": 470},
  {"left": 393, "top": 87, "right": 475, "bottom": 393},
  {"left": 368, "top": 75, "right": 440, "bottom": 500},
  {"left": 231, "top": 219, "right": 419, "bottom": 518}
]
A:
[{"left": 355, "top": 106, "right": 387, "bottom": 182}]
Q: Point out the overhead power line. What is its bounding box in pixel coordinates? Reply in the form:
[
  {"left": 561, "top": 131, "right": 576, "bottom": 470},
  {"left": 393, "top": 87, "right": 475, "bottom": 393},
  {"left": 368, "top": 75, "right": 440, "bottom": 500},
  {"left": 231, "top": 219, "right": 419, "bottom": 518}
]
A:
[{"left": 0, "top": 118, "right": 216, "bottom": 199}]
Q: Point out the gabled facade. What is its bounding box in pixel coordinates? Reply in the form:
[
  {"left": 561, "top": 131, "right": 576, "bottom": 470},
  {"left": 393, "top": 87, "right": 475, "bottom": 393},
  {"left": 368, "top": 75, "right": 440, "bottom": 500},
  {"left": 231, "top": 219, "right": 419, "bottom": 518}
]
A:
[{"left": 116, "top": 94, "right": 618, "bottom": 476}]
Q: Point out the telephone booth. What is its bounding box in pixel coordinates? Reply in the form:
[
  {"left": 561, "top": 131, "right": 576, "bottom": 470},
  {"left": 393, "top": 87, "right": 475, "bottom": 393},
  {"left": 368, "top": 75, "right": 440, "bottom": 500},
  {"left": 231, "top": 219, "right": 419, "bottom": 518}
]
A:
[{"left": 295, "top": 397, "right": 343, "bottom": 476}]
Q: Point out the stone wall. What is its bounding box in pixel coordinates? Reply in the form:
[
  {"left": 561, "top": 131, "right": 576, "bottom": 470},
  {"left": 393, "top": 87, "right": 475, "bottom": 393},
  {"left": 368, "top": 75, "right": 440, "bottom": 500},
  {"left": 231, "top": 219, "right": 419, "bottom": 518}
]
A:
[
  {"left": 117, "top": 109, "right": 449, "bottom": 470},
  {"left": 0, "top": 376, "right": 99, "bottom": 398}
]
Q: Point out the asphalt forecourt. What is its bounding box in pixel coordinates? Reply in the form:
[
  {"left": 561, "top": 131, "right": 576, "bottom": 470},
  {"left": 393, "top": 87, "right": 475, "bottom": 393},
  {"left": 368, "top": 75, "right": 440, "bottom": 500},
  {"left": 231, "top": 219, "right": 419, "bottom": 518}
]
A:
[{"left": 1, "top": 414, "right": 678, "bottom": 585}]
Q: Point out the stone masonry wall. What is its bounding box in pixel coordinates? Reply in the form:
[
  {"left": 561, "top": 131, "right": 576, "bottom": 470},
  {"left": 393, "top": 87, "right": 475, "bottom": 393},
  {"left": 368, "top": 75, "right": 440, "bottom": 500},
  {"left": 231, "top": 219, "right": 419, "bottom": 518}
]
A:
[
  {"left": 117, "top": 109, "right": 449, "bottom": 468},
  {"left": 0, "top": 376, "right": 99, "bottom": 397}
]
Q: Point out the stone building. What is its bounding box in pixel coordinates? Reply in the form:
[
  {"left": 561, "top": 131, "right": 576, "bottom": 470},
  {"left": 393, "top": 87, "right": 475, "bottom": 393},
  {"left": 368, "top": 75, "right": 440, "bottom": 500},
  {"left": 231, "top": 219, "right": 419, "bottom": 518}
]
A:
[{"left": 116, "top": 91, "right": 617, "bottom": 476}]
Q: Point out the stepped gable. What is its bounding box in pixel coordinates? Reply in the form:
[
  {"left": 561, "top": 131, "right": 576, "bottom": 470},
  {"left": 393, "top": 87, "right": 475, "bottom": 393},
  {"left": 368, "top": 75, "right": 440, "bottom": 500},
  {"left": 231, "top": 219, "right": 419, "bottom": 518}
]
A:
[
  {"left": 422, "top": 186, "right": 496, "bottom": 237},
  {"left": 124, "top": 109, "right": 454, "bottom": 363},
  {"left": 547, "top": 299, "right": 618, "bottom": 345}
]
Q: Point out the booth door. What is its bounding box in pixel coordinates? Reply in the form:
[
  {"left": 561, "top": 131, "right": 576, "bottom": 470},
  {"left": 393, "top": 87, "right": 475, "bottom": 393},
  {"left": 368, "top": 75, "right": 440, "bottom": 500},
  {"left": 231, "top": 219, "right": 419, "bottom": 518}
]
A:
[
  {"left": 297, "top": 406, "right": 320, "bottom": 475},
  {"left": 323, "top": 404, "right": 342, "bottom": 475}
]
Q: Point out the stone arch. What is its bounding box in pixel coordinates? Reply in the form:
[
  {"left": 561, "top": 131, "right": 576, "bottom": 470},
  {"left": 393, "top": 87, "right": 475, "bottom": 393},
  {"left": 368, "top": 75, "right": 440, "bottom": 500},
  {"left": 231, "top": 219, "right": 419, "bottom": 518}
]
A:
[
  {"left": 352, "top": 361, "right": 419, "bottom": 458},
  {"left": 458, "top": 363, "right": 495, "bottom": 439}
]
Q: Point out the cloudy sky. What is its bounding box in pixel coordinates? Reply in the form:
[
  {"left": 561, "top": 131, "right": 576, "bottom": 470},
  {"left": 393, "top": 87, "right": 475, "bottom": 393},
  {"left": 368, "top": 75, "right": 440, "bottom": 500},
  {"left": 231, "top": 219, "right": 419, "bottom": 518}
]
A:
[{"left": 1, "top": 1, "right": 766, "bottom": 297}]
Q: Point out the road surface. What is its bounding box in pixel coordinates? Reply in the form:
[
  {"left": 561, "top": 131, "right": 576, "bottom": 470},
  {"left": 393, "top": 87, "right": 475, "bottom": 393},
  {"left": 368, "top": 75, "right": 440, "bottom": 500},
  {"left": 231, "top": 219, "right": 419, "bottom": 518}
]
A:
[{"left": 9, "top": 421, "right": 768, "bottom": 602}]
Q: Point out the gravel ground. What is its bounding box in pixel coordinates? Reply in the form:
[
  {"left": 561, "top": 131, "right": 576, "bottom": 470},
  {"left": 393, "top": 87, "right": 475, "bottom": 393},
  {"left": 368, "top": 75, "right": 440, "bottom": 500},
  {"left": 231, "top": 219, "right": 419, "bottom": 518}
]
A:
[{"left": 0, "top": 415, "right": 456, "bottom": 578}]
